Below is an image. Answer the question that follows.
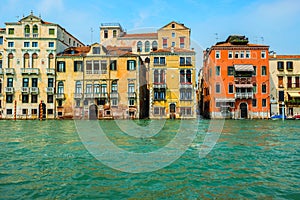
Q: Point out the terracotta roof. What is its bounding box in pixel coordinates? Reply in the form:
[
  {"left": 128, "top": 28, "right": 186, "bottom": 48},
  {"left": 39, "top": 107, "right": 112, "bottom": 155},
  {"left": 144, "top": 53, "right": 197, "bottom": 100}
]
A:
[
  {"left": 106, "top": 45, "right": 133, "bottom": 56},
  {"left": 270, "top": 55, "right": 300, "bottom": 59},
  {"left": 152, "top": 47, "right": 195, "bottom": 53},
  {"left": 214, "top": 42, "right": 268, "bottom": 47},
  {"left": 58, "top": 46, "right": 91, "bottom": 56},
  {"left": 121, "top": 33, "right": 157, "bottom": 38}
]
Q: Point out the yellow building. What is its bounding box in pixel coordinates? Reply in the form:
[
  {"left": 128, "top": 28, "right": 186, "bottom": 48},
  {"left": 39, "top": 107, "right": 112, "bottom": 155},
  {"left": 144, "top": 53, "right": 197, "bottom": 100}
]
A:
[
  {"left": 149, "top": 47, "right": 196, "bottom": 119},
  {"left": 56, "top": 43, "right": 148, "bottom": 119},
  {"left": 0, "top": 12, "right": 84, "bottom": 119},
  {"left": 269, "top": 54, "right": 300, "bottom": 116}
]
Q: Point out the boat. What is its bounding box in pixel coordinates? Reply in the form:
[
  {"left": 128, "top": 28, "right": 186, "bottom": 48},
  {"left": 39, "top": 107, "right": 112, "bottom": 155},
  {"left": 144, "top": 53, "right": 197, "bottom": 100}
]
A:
[
  {"left": 293, "top": 114, "right": 300, "bottom": 120},
  {"left": 270, "top": 114, "right": 286, "bottom": 120}
]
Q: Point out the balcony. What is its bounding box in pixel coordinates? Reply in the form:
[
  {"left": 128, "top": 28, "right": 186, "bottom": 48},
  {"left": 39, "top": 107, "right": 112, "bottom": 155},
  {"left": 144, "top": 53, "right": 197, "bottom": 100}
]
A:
[
  {"left": 74, "top": 93, "right": 83, "bottom": 99},
  {"left": 110, "top": 92, "right": 118, "bottom": 98},
  {"left": 153, "top": 83, "right": 166, "bottom": 89},
  {"left": 55, "top": 93, "right": 65, "bottom": 99},
  {"left": 5, "top": 68, "right": 15, "bottom": 75},
  {"left": 128, "top": 92, "right": 136, "bottom": 98},
  {"left": 95, "top": 93, "right": 108, "bottom": 98},
  {"left": 153, "top": 62, "right": 167, "bottom": 66},
  {"left": 21, "top": 68, "right": 39, "bottom": 75},
  {"left": 30, "top": 87, "right": 39, "bottom": 94},
  {"left": 179, "top": 83, "right": 193, "bottom": 89},
  {"left": 21, "top": 87, "right": 30, "bottom": 93},
  {"left": 46, "top": 68, "right": 55, "bottom": 75},
  {"left": 5, "top": 87, "right": 14, "bottom": 93},
  {"left": 46, "top": 87, "right": 54, "bottom": 94},
  {"left": 235, "top": 92, "right": 253, "bottom": 99},
  {"left": 234, "top": 77, "right": 252, "bottom": 84}
]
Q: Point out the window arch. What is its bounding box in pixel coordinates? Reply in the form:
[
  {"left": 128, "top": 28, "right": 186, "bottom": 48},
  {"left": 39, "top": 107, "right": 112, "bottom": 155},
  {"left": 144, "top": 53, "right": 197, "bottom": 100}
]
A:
[
  {"left": 145, "top": 41, "right": 150, "bottom": 52},
  {"left": 33, "top": 25, "right": 38, "bottom": 37},
  {"left": 48, "top": 53, "right": 54, "bottom": 68},
  {"left": 58, "top": 81, "right": 64, "bottom": 94},
  {"left": 75, "top": 81, "right": 82, "bottom": 94},
  {"left": 8, "top": 53, "right": 14, "bottom": 68},
  {"left": 23, "top": 53, "right": 30, "bottom": 68},
  {"left": 32, "top": 53, "right": 38, "bottom": 68},
  {"left": 137, "top": 41, "right": 142, "bottom": 52},
  {"left": 24, "top": 25, "right": 30, "bottom": 37},
  {"left": 152, "top": 41, "right": 158, "bottom": 51}
]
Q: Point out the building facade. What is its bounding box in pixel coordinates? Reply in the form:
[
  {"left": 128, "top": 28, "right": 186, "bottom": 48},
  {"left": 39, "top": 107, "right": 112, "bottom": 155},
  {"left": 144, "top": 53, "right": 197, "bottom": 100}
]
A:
[
  {"left": 55, "top": 43, "right": 148, "bottom": 119},
  {"left": 269, "top": 54, "right": 300, "bottom": 116},
  {"left": 202, "top": 35, "right": 270, "bottom": 119},
  {"left": 149, "top": 47, "right": 196, "bottom": 119},
  {"left": 0, "top": 12, "right": 84, "bottom": 119}
]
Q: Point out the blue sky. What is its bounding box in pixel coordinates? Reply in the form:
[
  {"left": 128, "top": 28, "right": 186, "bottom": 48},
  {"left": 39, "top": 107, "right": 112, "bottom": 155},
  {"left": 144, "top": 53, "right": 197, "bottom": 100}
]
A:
[{"left": 1, "top": 0, "right": 299, "bottom": 57}]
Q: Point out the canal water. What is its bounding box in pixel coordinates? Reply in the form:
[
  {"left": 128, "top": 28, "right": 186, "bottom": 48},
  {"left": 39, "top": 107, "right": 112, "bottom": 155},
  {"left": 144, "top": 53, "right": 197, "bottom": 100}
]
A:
[{"left": 0, "top": 119, "right": 299, "bottom": 199}]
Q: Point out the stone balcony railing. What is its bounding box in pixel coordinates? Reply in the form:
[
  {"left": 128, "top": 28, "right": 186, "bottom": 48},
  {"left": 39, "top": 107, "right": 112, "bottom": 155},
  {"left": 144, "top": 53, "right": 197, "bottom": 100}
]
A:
[
  {"left": 21, "top": 68, "right": 39, "bottom": 75},
  {"left": 235, "top": 92, "right": 253, "bottom": 99}
]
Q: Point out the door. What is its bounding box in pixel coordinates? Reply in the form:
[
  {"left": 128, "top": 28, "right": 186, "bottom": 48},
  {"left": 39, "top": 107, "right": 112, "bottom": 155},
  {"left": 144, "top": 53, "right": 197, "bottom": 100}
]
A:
[
  {"left": 240, "top": 103, "right": 248, "bottom": 118},
  {"left": 89, "top": 104, "right": 98, "bottom": 120}
]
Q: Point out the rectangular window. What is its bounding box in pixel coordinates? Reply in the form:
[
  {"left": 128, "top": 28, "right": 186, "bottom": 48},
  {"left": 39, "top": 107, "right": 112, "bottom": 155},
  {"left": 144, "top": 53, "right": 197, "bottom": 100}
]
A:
[
  {"left": 278, "top": 76, "right": 283, "bottom": 88},
  {"left": 279, "top": 91, "right": 284, "bottom": 101},
  {"left": 262, "top": 99, "right": 267, "bottom": 107},
  {"left": 8, "top": 42, "right": 14, "bottom": 47},
  {"left": 49, "top": 28, "right": 55, "bottom": 35},
  {"left": 7, "top": 109, "right": 13, "bottom": 115},
  {"left": 31, "top": 94, "right": 38, "bottom": 103},
  {"left": 253, "top": 66, "right": 257, "bottom": 76},
  {"left": 32, "top": 42, "right": 38, "bottom": 47},
  {"left": 261, "top": 66, "right": 267, "bottom": 76},
  {"left": 47, "top": 109, "right": 54, "bottom": 115},
  {"left": 287, "top": 77, "right": 292, "bottom": 88},
  {"left": 180, "top": 89, "right": 192, "bottom": 100},
  {"left": 216, "top": 66, "right": 220, "bottom": 76},
  {"left": 93, "top": 47, "right": 100, "bottom": 54},
  {"left": 215, "top": 51, "right": 220, "bottom": 59},
  {"left": 24, "top": 42, "right": 30, "bottom": 47},
  {"left": 110, "top": 60, "right": 117, "bottom": 70},
  {"left": 8, "top": 28, "right": 14, "bottom": 34},
  {"left": 129, "top": 99, "right": 135, "bottom": 106},
  {"left": 7, "top": 78, "right": 13, "bottom": 87},
  {"left": 57, "top": 61, "right": 65, "bottom": 72},
  {"left": 32, "top": 78, "right": 38, "bottom": 87},
  {"left": 296, "top": 77, "right": 300, "bottom": 88},
  {"left": 22, "top": 109, "right": 28, "bottom": 115},
  {"left": 180, "top": 37, "right": 185, "bottom": 48},
  {"left": 228, "top": 84, "right": 233, "bottom": 93},
  {"left": 228, "top": 51, "right": 233, "bottom": 59},
  {"left": 261, "top": 50, "right": 266, "bottom": 59},
  {"left": 252, "top": 99, "right": 257, "bottom": 107},
  {"left": 216, "top": 83, "right": 220, "bottom": 93},
  {"left": 48, "top": 78, "right": 54, "bottom": 87},
  {"left": 262, "top": 84, "right": 267, "bottom": 93},
  {"left": 240, "top": 51, "right": 244, "bottom": 58},
  {"left": 48, "top": 42, "right": 54, "bottom": 48},
  {"left": 277, "top": 61, "right": 284, "bottom": 71},
  {"left": 32, "top": 109, "right": 38, "bottom": 115},
  {"left": 172, "top": 42, "right": 175, "bottom": 47},
  {"left": 246, "top": 51, "right": 250, "bottom": 58},
  {"left": 163, "top": 38, "right": 167, "bottom": 48},
  {"left": 22, "top": 94, "right": 29, "bottom": 103},
  {"left": 286, "top": 61, "right": 293, "bottom": 71},
  {"left": 127, "top": 60, "right": 136, "bottom": 70},
  {"left": 227, "top": 66, "right": 234, "bottom": 76},
  {"left": 0, "top": 36, "right": 3, "bottom": 45},
  {"left": 47, "top": 95, "right": 53, "bottom": 103},
  {"left": 74, "top": 61, "right": 83, "bottom": 72},
  {"left": 235, "top": 51, "right": 239, "bottom": 58},
  {"left": 6, "top": 95, "right": 13, "bottom": 103},
  {"left": 23, "top": 78, "right": 29, "bottom": 87},
  {"left": 100, "top": 60, "right": 107, "bottom": 74},
  {"left": 253, "top": 84, "right": 257, "bottom": 93}
]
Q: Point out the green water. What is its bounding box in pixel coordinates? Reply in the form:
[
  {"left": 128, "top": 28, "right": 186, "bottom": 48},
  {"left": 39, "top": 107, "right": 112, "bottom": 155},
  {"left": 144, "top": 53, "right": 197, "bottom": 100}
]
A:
[{"left": 0, "top": 119, "right": 299, "bottom": 199}]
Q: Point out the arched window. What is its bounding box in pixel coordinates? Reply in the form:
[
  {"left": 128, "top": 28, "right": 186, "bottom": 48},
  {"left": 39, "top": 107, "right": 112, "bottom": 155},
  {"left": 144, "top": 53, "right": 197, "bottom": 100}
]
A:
[
  {"left": 152, "top": 41, "right": 158, "bottom": 51},
  {"left": 23, "top": 53, "right": 30, "bottom": 68},
  {"left": 8, "top": 53, "right": 14, "bottom": 68},
  {"left": 75, "top": 81, "right": 82, "bottom": 94},
  {"left": 58, "top": 81, "right": 64, "bottom": 94},
  {"left": 32, "top": 53, "right": 38, "bottom": 68},
  {"left": 104, "top": 30, "right": 108, "bottom": 38},
  {"left": 145, "top": 41, "right": 150, "bottom": 52},
  {"left": 48, "top": 53, "right": 54, "bottom": 68},
  {"left": 160, "top": 70, "right": 165, "bottom": 83},
  {"left": 113, "top": 30, "right": 117, "bottom": 38},
  {"left": 180, "top": 70, "right": 185, "bottom": 83},
  {"left": 137, "top": 41, "right": 142, "bottom": 52},
  {"left": 186, "top": 70, "right": 192, "bottom": 83},
  {"left": 24, "top": 25, "right": 30, "bottom": 37},
  {"left": 33, "top": 25, "right": 38, "bottom": 37}
]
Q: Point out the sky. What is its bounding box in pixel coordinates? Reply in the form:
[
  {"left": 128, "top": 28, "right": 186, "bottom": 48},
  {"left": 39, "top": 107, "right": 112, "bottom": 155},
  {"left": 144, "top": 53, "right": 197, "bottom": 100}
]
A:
[{"left": 1, "top": 0, "right": 300, "bottom": 61}]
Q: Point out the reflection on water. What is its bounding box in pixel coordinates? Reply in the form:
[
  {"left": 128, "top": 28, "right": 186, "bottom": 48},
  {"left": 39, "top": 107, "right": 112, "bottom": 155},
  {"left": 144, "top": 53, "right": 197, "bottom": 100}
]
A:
[{"left": 0, "top": 120, "right": 299, "bottom": 199}]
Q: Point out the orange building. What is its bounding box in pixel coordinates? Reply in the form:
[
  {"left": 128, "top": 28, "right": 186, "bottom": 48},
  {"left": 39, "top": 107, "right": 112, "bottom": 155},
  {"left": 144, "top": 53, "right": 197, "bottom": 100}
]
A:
[{"left": 201, "top": 35, "right": 270, "bottom": 119}]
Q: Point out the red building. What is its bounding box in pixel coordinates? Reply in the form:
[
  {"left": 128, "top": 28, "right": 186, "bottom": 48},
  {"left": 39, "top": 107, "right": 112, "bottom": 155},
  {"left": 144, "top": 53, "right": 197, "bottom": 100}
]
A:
[{"left": 201, "top": 35, "right": 270, "bottom": 119}]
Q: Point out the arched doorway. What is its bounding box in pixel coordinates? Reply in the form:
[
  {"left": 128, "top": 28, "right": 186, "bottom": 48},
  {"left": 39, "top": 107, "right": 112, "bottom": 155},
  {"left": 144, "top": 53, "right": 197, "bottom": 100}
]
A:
[
  {"left": 170, "top": 103, "right": 176, "bottom": 119},
  {"left": 240, "top": 103, "right": 248, "bottom": 118},
  {"left": 89, "top": 104, "right": 98, "bottom": 120}
]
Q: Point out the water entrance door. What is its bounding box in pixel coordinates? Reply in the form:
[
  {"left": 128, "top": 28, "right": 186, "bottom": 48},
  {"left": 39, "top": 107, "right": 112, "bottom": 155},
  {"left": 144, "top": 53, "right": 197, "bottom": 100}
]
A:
[
  {"left": 240, "top": 103, "right": 248, "bottom": 118},
  {"left": 89, "top": 104, "right": 98, "bottom": 120}
]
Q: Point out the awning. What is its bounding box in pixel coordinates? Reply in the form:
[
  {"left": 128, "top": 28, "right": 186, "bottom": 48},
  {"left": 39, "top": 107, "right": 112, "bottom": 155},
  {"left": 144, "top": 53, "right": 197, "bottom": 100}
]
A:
[
  {"left": 215, "top": 98, "right": 235, "bottom": 102},
  {"left": 234, "top": 64, "right": 253, "bottom": 72},
  {"left": 235, "top": 84, "right": 253, "bottom": 88},
  {"left": 288, "top": 92, "right": 300, "bottom": 97}
]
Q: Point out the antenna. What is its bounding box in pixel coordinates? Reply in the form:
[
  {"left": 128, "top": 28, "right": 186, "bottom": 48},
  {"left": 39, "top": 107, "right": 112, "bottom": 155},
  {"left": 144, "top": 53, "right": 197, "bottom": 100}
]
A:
[
  {"left": 90, "top": 28, "right": 94, "bottom": 44},
  {"left": 215, "top": 33, "right": 219, "bottom": 41},
  {"left": 261, "top": 37, "right": 264, "bottom": 43}
]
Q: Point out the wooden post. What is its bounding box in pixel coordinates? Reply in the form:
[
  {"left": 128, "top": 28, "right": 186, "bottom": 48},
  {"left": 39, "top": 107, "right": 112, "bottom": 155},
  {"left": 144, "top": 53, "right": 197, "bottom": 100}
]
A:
[
  {"left": 39, "top": 101, "right": 43, "bottom": 121},
  {"left": 14, "top": 100, "right": 17, "bottom": 120}
]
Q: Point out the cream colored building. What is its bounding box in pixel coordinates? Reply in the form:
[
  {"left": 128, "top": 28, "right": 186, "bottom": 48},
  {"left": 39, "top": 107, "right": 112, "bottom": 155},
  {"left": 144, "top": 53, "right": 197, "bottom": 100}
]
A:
[
  {"left": 269, "top": 54, "right": 300, "bottom": 116},
  {"left": 0, "top": 12, "right": 84, "bottom": 119},
  {"left": 56, "top": 43, "right": 148, "bottom": 119}
]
